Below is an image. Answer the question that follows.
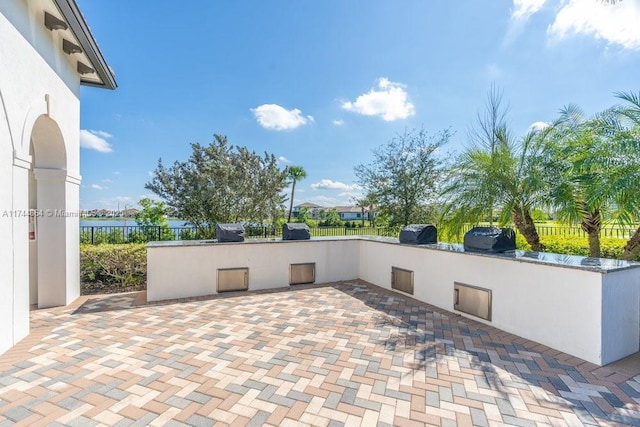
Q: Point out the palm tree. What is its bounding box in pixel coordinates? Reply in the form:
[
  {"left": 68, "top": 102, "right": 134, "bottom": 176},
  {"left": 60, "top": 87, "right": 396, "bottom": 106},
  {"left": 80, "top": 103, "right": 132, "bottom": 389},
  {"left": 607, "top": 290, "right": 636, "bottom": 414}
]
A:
[
  {"left": 286, "top": 166, "right": 307, "bottom": 222},
  {"left": 440, "top": 88, "right": 547, "bottom": 251},
  {"left": 544, "top": 103, "right": 640, "bottom": 258},
  {"left": 354, "top": 193, "right": 377, "bottom": 227},
  {"left": 609, "top": 91, "right": 640, "bottom": 260}
]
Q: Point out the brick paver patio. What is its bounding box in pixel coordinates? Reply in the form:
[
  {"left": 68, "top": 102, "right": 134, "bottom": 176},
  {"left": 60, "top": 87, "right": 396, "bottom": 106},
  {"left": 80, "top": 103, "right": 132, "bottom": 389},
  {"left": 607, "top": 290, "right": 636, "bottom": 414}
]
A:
[{"left": 2, "top": 281, "right": 640, "bottom": 426}]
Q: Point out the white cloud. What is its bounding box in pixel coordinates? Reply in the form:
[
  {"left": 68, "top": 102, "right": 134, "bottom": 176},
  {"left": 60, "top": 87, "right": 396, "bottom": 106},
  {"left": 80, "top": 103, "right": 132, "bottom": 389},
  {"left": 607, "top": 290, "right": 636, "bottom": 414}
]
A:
[
  {"left": 101, "top": 178, "right": 113, "bottom": 183},
  {"left": 278, "top": 156, "right": 291, "bottom": 164},
  {"left": 529, "top": 121, "right": 551, "bottom": 132},
  {"left": 307, "top": 195, "right": 341, "bottom": 206},
  {"left": 91, "top": 184, "right": 106, "bottom": 190},
  {"left": 549, "top": 0, "right": 640, "bottom": 50},
  {"left": 332, "top": 119, "right": 345, "bottom": 126},
  {"left": 80, "top": 129, "right": 113, "bottom": 153},
  {"left": 485, "top": 64, "right": 503, "bottom": 80},
  {"left": 138, "top": 193, "right": 162, "bottom": 203},
  {"left": 91, "top": 130, "right": 113, "bottom": 138},
  {"left": 113, "top": 171, "right": 121, "bottom": 175},
  {"left": 311, "top": 179, "right": 361, "bottom": 191},
  {"left": 342, "top": 78, "right": 415, "bottom": 121},
  {"left": 86, "top": 196, "right": 134, "bottom": 210},
  {"left": 114, "top": 196, "right": 133, "bottom": 203},
  {"left": 339, "top": 191, "right": 364, "bottom": 201},
  {"left": 511, "top": 0, "right": 548, "bottom": 20},
  {"left": 251, "top": 104, "right": 313, "bottom": 130}
]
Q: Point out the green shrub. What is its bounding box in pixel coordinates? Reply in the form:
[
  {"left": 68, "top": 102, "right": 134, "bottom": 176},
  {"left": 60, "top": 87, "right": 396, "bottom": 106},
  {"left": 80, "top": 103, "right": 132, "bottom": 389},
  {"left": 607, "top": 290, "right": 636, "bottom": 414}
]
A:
[
  {"left": 443, "top": 228, "right": 640, "bottom": 260},
  {"left": 87, "top": 229, "right": 128, "bottom": 244},
  {"left": 80, "top": 230, "right": 93, "bottom": 244},
  {"left": 533, "top": 235, "right": 637, "bottom": 260},
  {"left": 127, "top": 226, "right": 175, "bottom": 243},
  {"left": 80, "top": 244, "right": 146, "bottom": 287},
  {"left": 178, "top": 228, "right": 198, "bottom": 240},
  {"left": 513, "top": 234, "right": 639, "bottom": 260}
]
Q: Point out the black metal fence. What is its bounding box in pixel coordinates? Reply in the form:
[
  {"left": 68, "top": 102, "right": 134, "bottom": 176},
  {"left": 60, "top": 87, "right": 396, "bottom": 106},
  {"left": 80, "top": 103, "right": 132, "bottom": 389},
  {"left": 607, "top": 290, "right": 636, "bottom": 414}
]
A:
[
  {"left": 460, "top": 224, "right": 638, "bottom": 240},
  {"left": 533, "top": 225, "right": 637, "bottom": 239},
  {"left": 80, "top": 225, "right": 396, "bottom": 244},
  {"left": 80, "top": 223, "right": 640, "bottom": 244}
]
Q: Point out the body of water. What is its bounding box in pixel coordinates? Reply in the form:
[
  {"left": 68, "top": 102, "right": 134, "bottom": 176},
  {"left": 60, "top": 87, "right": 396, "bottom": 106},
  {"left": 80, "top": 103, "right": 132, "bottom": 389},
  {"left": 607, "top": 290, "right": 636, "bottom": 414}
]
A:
[{"left": 80, "top": 219, "right": 190, "bottom": 227}]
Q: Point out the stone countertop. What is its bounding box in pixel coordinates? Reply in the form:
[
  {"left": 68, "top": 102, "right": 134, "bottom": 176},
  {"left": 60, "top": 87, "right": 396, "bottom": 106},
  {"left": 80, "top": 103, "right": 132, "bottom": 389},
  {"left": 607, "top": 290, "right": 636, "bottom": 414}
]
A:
[{"left": 147, "top": 235, "right": 640, "bottom": 273}]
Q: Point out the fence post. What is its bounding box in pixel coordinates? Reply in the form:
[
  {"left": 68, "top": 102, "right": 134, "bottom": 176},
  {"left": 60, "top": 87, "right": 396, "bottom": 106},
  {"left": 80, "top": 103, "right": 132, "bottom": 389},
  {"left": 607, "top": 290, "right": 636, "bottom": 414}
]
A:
[
  {"left": 91, "top": 227, "right": 94, "bottom": 245},
  {"left": 157, "top": 226, "right": 161, "bottom": 241}
]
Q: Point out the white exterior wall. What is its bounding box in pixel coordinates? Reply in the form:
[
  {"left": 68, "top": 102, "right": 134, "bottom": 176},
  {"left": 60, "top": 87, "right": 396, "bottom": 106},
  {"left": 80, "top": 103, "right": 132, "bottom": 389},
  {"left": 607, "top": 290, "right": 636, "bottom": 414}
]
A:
[
  {"left": 148, "top": 238, "right": 640, "bottom": 365},
  {"left": 601, "top": 268, "right": 640, "bottom": 364},
  {"left": 358, "top": 240, "right": 610, "bottom": 365},
  {"left": 0, "top": 1, "right": 82, "bottom": 355},
  {"left": 0, "top": 82, "right": 15, "bottom": 352},
  {"left": 147, "top": 240, "right": 360, "bottom": 302}
]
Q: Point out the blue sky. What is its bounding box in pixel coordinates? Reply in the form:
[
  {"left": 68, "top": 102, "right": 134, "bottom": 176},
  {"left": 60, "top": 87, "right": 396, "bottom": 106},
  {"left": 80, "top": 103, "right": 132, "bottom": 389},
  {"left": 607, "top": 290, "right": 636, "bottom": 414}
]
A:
[{"left": 77, "top": 0, "right": 640, "bottom": 210}]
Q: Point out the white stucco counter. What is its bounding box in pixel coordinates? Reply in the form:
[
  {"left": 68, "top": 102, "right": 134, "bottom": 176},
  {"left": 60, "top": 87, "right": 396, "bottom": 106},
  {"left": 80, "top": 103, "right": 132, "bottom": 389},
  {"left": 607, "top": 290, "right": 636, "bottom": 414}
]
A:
[{"left": 147, "top": 236, "right": 640, "bottom": 365}]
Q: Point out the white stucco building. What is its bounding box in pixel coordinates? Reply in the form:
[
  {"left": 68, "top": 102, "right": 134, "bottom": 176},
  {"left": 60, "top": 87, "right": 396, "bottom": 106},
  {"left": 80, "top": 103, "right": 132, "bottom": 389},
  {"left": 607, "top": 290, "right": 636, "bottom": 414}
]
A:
[{"left": 0, "top": 0, "right": 116, "bottom": 355}]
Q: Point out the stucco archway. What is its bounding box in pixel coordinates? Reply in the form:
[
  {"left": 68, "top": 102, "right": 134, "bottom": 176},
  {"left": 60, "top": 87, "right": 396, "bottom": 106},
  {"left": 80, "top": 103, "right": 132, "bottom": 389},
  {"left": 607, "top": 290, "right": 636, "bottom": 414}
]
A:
[{"left": 28, "top": 114, "right": 73, "bottom": 308}]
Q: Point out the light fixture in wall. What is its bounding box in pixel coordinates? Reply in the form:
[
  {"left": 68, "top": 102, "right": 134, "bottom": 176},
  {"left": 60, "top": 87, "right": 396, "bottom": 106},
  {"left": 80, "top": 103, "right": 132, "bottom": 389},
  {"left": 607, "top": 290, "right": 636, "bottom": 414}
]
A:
[
  {"left": 77, "top": 62, "right": 94, "bottom": 75},
  {"left": 62, "top": 39, "right": 82, "bottom": 55},
  {"left": 44, "top": 11, "right": 68, "bottom": 31}
]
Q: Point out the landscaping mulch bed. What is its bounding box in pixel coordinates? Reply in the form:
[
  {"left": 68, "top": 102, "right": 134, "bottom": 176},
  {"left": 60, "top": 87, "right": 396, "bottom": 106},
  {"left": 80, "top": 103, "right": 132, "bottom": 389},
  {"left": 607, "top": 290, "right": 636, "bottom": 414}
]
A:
[{"left": 81, "top": 282, "right": 146, "bottom": 296}]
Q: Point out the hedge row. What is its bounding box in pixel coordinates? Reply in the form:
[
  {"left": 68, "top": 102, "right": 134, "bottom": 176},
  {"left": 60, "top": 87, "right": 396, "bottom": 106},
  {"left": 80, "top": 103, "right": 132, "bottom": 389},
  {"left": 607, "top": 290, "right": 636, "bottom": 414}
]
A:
[
  {"left": 79, "top": 235, "right": 639, "bottom": 293},
  {"left": 80, "top": 244, "right": 146, "bottom": 290},
  {"left": 516, "top": 234, "right": 639, "bottom": 260}
]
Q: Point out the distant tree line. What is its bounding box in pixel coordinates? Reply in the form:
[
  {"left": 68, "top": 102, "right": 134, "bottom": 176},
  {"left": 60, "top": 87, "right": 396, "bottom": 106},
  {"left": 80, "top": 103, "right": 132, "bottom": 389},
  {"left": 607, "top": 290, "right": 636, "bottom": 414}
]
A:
[
  {"left": 353, "top": 88, "right": 640, "bottom": 260},
  {"left": 145, "top": 88, "right": 640, "bottom": 261}
]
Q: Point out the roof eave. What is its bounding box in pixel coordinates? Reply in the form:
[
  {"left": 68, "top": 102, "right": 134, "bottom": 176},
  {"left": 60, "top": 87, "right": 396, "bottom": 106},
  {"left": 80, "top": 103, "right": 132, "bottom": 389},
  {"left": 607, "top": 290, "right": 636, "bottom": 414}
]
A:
[{"left": 53, "top": 0, "right": 117, "bottom": 90}]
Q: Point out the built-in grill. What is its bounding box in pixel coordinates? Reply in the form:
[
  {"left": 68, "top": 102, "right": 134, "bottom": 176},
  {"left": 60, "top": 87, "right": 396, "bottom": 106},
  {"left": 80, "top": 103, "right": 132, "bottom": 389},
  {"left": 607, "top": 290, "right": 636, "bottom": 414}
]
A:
[
  {"left": 463, "top": 226, "right": 515, "bottom": 253},
  {"left": 399, "top": 224, "right": 437, "bottom": 245},
  {"left": 215, "top": 223, "right": 245, "bottom": 242},
  {"left": 282, "top": 223, "right": 311, "bottom": 240}
]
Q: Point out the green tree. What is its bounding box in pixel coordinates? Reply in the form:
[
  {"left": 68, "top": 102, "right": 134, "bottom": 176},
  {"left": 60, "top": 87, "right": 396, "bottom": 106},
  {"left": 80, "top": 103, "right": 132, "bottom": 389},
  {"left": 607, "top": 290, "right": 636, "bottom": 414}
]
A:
[
  {"left": 146, "top": 134, "right": 287, "bottom": 238},
  {"left": 294, "top": 206, "right": 318, "bottom": 226},
  {"left": 598, "top": 91, "right": 640, "bottom": 260},
  {"left": 544, "top": 103, "right": 640, "bottom": 257},
  {"left": 355, "top": 128, "right": 449, "bottom": 227},
  {"left": 354, "top": 192, "right": 378, "bottom": 227},
  {"left": 440, "top": 89, "right": 547, "bottom": 250},
  {"left": 353, "top": 198, "right": 367, "bottom": 227},
  {"left": 133, "top": 197, "right": 172, "bottom": 241},
  {"left": 286, "top": 166, "right": 307, "bottom": 223},
  {"left": 320, "top": 209, "right": 342, "bottom": 226}
]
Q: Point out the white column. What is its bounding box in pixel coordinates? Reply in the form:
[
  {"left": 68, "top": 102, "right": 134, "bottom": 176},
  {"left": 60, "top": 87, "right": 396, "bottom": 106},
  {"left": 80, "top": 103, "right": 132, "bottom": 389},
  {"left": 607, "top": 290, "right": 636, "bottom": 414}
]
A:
[
  {"left": 10, "top": 156, "right": 32, "bottom": 348},
  {"left": 65, "top": 174, "right": 81, "bottom": 303}
]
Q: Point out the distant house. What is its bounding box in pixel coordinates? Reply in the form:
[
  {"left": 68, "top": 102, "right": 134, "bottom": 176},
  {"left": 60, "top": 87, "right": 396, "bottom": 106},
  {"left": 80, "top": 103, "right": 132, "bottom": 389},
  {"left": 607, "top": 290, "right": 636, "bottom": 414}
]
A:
[
  {"left": 122, "top": 208, "right": 140, "bottom": 218},
  {"left": 333, "top": 206, "right": 369, "bottom": 221},
  {"left": 0, "top": 0, "right": 116, "bottom": 355},
  {"left": 292, "top": 202, "right": 323, "bottom": 220}
]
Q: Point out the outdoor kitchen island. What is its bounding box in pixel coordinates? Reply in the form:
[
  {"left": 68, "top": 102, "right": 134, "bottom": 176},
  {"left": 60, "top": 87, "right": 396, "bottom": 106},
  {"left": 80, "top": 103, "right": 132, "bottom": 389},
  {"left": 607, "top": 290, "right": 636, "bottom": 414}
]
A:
[{"left": 147, "top": 236, "right": 640, "bottom": 366}]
